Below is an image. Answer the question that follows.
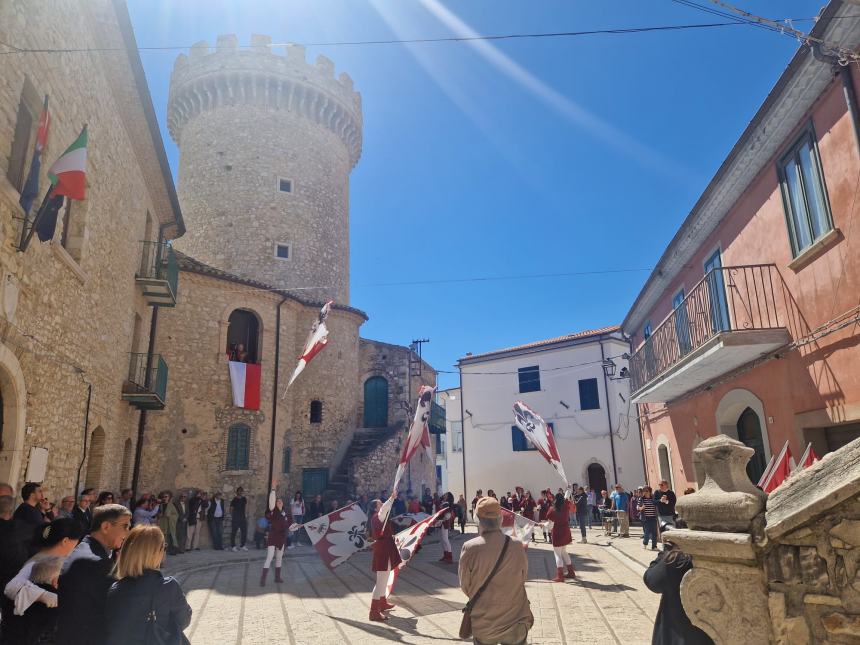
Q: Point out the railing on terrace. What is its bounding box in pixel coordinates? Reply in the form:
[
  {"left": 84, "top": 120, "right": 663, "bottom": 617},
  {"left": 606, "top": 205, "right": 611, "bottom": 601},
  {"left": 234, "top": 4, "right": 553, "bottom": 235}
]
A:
[
  {"left": 123, "top": 352, "right": 169, "bottom": 408},
  {"left": 629, "top": 264, "right": 785, "bottom": 393},
  {"left": 136, "top": 241, "right": 179, "bottom": 303}
]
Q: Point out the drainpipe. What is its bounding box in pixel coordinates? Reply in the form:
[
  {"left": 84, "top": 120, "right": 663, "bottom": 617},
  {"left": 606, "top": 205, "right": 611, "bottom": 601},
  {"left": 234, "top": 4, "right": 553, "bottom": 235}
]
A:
[
  {"left": 458, "top": 364, "right": 468, "bottom": 500},
  {"left": 599, "top": 338, "right": 619, "bottom": 485},
  {"left": 810, "top": 38, "right": 860, "bottom": 155},
  {"left": 74, "top": 379, "right": 93, "bottom": 495},
  {"left": 267, "top": 296, "right": 287, "bottom": 487},
  {"left": 130, "top": 226, "right": 166, "bottom": 498}
]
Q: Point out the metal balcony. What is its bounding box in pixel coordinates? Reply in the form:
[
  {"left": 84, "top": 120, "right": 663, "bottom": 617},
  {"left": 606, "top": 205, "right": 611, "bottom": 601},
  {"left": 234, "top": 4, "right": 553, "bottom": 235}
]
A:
[
  {"left": 629, "top": 264, "right": 791, "bottom": 403},
  {"left": 122, "top": 353, "right": 168, "bottom": 410},
  {"left": 136, "top": 241, "right": 178, "bottom": 307},
  {"left": 429, "top": 400, "right": 447, "bottom": 435}
]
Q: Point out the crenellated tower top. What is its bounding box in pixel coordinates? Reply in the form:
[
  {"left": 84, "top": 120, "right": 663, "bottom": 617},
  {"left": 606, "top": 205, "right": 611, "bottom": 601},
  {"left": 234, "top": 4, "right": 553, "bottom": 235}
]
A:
[{"left": 167, "top": 34, "right": 362, "bottom": 168}]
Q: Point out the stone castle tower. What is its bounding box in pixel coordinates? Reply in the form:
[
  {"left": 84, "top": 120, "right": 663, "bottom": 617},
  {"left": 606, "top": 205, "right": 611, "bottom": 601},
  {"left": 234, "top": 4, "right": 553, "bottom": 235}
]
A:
[{"left": 166, "top": 34, "right": 362, "bottom": 303}]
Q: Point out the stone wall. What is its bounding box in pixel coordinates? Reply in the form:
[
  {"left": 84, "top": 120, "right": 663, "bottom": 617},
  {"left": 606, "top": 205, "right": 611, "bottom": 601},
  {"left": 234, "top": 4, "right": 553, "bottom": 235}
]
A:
[
  {"left": 139, "top": 265, "right": 366, "bottom": 520},
  {"left": 0, "top": 0, "right": 180, "bottom": 497}
]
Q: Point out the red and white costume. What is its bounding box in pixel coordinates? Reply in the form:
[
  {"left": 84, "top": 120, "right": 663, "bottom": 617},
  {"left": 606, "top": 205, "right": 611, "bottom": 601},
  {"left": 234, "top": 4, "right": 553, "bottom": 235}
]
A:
[{"left": 369, "top": 504, "right": 401, "bottom": 621}]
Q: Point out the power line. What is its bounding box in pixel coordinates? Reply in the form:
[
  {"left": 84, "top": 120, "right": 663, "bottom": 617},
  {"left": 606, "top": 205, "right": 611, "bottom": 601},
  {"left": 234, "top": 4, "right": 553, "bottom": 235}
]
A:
[{"left": 0, "top": 21, "right": 796, "bottom": 55}]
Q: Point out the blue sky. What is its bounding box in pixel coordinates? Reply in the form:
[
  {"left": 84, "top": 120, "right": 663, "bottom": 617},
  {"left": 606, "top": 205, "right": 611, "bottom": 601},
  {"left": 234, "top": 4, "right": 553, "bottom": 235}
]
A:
[{"left": 128, "top": 0, "right": 822, "bottom": 389}]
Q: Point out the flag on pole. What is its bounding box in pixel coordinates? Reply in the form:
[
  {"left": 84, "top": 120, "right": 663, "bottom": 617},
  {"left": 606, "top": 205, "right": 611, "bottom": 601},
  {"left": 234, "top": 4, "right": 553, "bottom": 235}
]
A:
[
  {"left": 386, "top": 507, "right": 447, "bottom": 596},
  {"left": 380, "top": 385, "right": 435, "bottom": 525},
  {"left": 300, "top": 502, "right": 369, "bottom": 569},
  {"left": 794, "top": 443, "right": 819, "bottom": 472},
  {"left": 30, "top": 126, "right": 88, "bottom": 245},
  {"left": 282, "top": 300, "right": 333, "bottom": 397},
  {"left": 513, "top": 401, "right": 569, "bottom": 486},
  {"left": 228, "top": 361, "right": 262, "bottom": 410},
  {"left": 756, "top": 453, "right": 776, "bottom": 488},
  {"left": 500, "top": 508, "right": 537, "bottom": 547},
  {"left": 18, "top": 96, "right": 50, "bottom": 215},
  {"left": 761, "top": 441, "right": 793, "bottom": 493}
]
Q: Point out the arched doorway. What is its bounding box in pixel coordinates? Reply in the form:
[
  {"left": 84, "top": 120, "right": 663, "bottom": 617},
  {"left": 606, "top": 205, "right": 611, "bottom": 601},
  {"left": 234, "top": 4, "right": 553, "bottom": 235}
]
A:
[
  {"left": 0, "top": 345, "right": 27, "bottom": 485},
  {"left": 85, "top": 427, "right": 106, "bottom": 490},
  {"left": 363, "top": 377, "right": 388, "bottom": 428},
  {"left": 737, "top": 407, "right": 767, "bottom": 483},
  {"left": 587, "top": 463, "right": 607, "bottom": 493},
  {"left": 227, "top": 309, "right": 260, "bottom": 363}
]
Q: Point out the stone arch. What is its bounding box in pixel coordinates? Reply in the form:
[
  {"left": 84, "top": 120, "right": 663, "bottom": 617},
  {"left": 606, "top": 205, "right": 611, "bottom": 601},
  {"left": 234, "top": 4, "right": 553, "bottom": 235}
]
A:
[
  {"left": 218, "top": 301, "right": 265, "bottom": 359},
  {"left": 583, "top": 459, "right": 609, "bottom": 493},
  {"left": 85, "top": 426, "right": 106, "bottom": 490},
  {"left": 655, "top": 434, "right": 675, "bottom": 490},
  {"left": 119, "top": 438, "right": 133, "bottom": 489},
  {"left": 715, "top": 388, "right": 771, "bottom": 474},
  {"left": 226, "top": 307, "right": 263, "bottom": 364},
  {"left": 0, "top": 342, "right": 27, "bottom": 486}
]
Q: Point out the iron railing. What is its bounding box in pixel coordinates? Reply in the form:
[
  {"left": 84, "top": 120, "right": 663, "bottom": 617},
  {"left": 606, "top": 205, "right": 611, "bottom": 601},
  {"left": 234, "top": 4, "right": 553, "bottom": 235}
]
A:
[
  {"left": 629, "top": 264, "right": 784, "bottom": 393},
  {"left": 126, "top": 352, "right": 169, "bottom": 405},
  {"left": 137, "top": 241, "right": 179, "bottom": 300}
]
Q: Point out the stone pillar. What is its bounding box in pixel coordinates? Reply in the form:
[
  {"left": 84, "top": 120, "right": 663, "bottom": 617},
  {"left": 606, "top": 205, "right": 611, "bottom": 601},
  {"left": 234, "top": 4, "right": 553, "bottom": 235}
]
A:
[{"left": 667, "top": 435, "right": 773, "bottom": 644}]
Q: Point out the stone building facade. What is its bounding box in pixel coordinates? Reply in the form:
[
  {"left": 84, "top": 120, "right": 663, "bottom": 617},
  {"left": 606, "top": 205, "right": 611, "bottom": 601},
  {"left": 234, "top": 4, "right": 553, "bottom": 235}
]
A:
[
  {"left": 0, "top": 0, "right": 183, "bottom": 497},
  {"left": 137, "top": 35, "right": 437, "bottom": 517}
]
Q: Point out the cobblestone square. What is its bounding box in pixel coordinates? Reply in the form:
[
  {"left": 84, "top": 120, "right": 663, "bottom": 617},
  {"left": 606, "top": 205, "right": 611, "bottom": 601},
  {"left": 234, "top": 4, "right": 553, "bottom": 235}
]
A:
[{"left": 164, "top": 527, "right": 657, "bottom": 644}]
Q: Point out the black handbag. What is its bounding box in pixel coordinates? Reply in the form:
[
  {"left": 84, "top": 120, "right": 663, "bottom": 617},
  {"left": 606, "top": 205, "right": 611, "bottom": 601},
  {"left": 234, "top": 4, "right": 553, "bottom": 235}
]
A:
[
  {"left": 459, "top": 536, "right": 510, "bottom": 640},
  {"left": 143, "top": 577, "right": 190, "bottom": 645}
]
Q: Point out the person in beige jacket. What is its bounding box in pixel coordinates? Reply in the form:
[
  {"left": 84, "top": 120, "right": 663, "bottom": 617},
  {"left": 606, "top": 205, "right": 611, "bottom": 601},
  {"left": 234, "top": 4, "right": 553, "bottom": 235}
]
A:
[{"left": 458, "top": 497, "right": 533, "bottom": 645}]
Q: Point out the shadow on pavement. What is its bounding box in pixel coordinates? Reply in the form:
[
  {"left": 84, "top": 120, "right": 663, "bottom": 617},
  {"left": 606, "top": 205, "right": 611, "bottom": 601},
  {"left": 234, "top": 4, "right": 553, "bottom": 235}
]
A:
[{"left": 328, "top": 613, "right": 455, "bottom": 642}]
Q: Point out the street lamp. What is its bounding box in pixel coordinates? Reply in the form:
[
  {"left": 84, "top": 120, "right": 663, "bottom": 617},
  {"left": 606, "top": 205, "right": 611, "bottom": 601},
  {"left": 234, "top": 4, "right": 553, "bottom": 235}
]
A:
[{"left": 602, "top": 358, "right": 617, "bottom": 378}]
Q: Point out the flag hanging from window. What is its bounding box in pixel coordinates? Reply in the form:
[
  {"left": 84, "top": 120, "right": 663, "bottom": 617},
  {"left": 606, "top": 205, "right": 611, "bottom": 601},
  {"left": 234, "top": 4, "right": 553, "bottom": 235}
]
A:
[
  {"left": 513, "top": 401, "right": 569, "bottom": 486},
  {"left": 283, "top": 300, "right": 333, "bottom": 397},
  {"left": 228, "top": 360, "right": 261, "bottom": 410},
  {"left": 18, "top": 96, "right": 50, "bottom": 215},
  {"left": 32, "top": 126, "right": 88, "bottom": 245}
]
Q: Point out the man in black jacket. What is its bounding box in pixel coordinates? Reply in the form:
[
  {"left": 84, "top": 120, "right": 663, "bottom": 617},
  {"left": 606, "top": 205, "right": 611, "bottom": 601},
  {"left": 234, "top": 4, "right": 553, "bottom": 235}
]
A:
[
  {"left": 12, "top": 482, "right": 46, "bottom": 530},
  {"left": 229, "top": 487, "right": 248, "bottom": 551},
  {"left": 57, "top": 504, "right": 132, "bottom": 645},
  {"left": 0, "top": 493, "right": 32, "bottom": 643},
  {"left": 71, "top": 493, "right": 92, "bottom": 535}
]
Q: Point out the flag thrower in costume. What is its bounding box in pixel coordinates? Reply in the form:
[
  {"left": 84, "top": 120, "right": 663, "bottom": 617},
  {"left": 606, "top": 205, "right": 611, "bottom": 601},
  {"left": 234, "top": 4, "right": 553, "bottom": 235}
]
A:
[
  {"left": 282, "top": 300, "right": 333, "bottom": 398},
  {"left": 385, "top": 507, "right": 447, "bottom": 596},
  {"left": 293, "top": 502, "right": 368, "bottom": 569},
  {"left": 379, "top": 385, "right": 435, "bottom": 524},
  {"left": 513, "top": 401, "right": 569, "bottom": 486}
]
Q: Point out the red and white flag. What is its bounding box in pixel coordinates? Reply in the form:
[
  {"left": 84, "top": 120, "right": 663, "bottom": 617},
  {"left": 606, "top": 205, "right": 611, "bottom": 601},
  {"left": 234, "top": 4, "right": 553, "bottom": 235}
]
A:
[
  {"left": 283, "top": 301, "right": 333, "bottom": 397},
  {"left": 301, "top": 502, "right": 369, "bottom": 569},
  {"left": 761, "top": 440, "right": 793, "bottom": 493},
  {"left": 513, "top": 401, "right": 569, "bottom": 486},
  {"left": 794, "top": 443, "right": 819, "bottom": 472},
  {"left": 228, "top": 361, "right": 261, "bottom": 410},
  {"left": 380, "top": 386, "right": 435, "bottom": 523},
  {"left": 501, "top": 508, "right": 537, "bottom": 548},
  {"left": 386, "top": 507, "right": 447, "bottom": 596}
]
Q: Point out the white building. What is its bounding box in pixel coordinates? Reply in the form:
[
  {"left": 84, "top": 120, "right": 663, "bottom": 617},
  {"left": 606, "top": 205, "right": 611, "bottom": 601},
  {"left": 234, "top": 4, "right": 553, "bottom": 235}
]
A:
[
  {"left": 458, "top": 326, "right": 645, "bottom": 498},
  {"left": 437, "top": 387, "right": 465, "bottom": 496}
]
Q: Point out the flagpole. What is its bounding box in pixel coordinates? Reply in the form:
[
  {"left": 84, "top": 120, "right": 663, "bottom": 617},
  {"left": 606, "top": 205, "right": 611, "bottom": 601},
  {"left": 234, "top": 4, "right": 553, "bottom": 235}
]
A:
[
  {"left": 18, "top": 95, "right": 50, "bottom": 252},
  {"left": 18, "top": 189, "right": 55, "bottom": 252}
]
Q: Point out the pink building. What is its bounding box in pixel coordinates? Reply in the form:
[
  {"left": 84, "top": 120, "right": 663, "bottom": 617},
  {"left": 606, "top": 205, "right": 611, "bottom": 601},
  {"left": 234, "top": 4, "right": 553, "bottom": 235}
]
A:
[{"left": 622, "top": 3, "right": 860, "bottom": 492}]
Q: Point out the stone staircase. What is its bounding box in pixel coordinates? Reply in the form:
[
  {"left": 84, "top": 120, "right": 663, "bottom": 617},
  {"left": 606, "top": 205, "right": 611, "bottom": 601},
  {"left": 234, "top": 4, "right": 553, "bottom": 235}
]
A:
[{"left": 326, "top": 423, "right": 403, "bottom": 501}]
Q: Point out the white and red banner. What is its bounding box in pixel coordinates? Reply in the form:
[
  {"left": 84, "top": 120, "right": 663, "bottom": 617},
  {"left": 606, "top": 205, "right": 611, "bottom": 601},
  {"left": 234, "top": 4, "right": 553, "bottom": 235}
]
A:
[
  {"left": 301, "top": 502, "right": 369, "bottom": 569},
  {"left": 794, "top": 443, "right": 820, "bottom": 472},
  {"left": 380, "top": 386, "right": 435, "bottom": 523},
  {"left": 513, "top": 401, "right": 569, "bottom": 486},
  {"left": 390, "top": 512, "right": 430, "bottom": 531},
  {"left": 283, "top": 300, "right": 333, "bottom": 397},
  {"left": 228, "top": 360, "right": 261, "bottom": 410},
  {"left": 386, "top": 507, "right": 447, "bottom": 595},
  {"left": 501, "top": 508, "right": 537, "bottom": 547}
]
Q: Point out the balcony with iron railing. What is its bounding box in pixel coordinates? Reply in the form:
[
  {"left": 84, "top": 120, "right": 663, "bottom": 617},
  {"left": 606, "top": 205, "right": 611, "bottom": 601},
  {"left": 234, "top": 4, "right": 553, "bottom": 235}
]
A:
[
  {"left": 122, "top": 353, "right": 169, "bottom": 410},
  {"left": 629, "top": 264, "right": 791, "bottom": 403},
  {"left": 429, "top": 400, "right": 447, "bottom": 435},
  {"left": 136, "top": 241, "right": 178, "bottom": 307}
]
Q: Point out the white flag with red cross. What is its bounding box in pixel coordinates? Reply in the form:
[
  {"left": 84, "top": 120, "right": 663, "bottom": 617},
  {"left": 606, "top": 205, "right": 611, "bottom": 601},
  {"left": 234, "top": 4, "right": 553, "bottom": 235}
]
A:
[
  {"left": 283, "top": 300, "right": 333, "bottom": 397},
  {"left": 386, "top": 507, "right": 448, "bottom": 596},
  {"left": 513, "top": 401, "right": 569, "bottom": 486}
]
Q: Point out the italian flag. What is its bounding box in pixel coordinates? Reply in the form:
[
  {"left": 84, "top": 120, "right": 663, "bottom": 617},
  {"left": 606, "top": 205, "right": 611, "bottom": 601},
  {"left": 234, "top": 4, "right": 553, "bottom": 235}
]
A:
[
  {"left": 229, "top": 361, "right": 262, "bottom": 410},
  {"left": 48, "top": 126, "right": 87, "bottom": 200}
]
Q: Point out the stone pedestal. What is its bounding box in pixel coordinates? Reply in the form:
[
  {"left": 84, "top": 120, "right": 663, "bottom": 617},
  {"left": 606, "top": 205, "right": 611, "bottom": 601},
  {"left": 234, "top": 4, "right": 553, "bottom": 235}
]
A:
[{"left": 669, "top": 529, "right": 773, "bottom": 644}]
